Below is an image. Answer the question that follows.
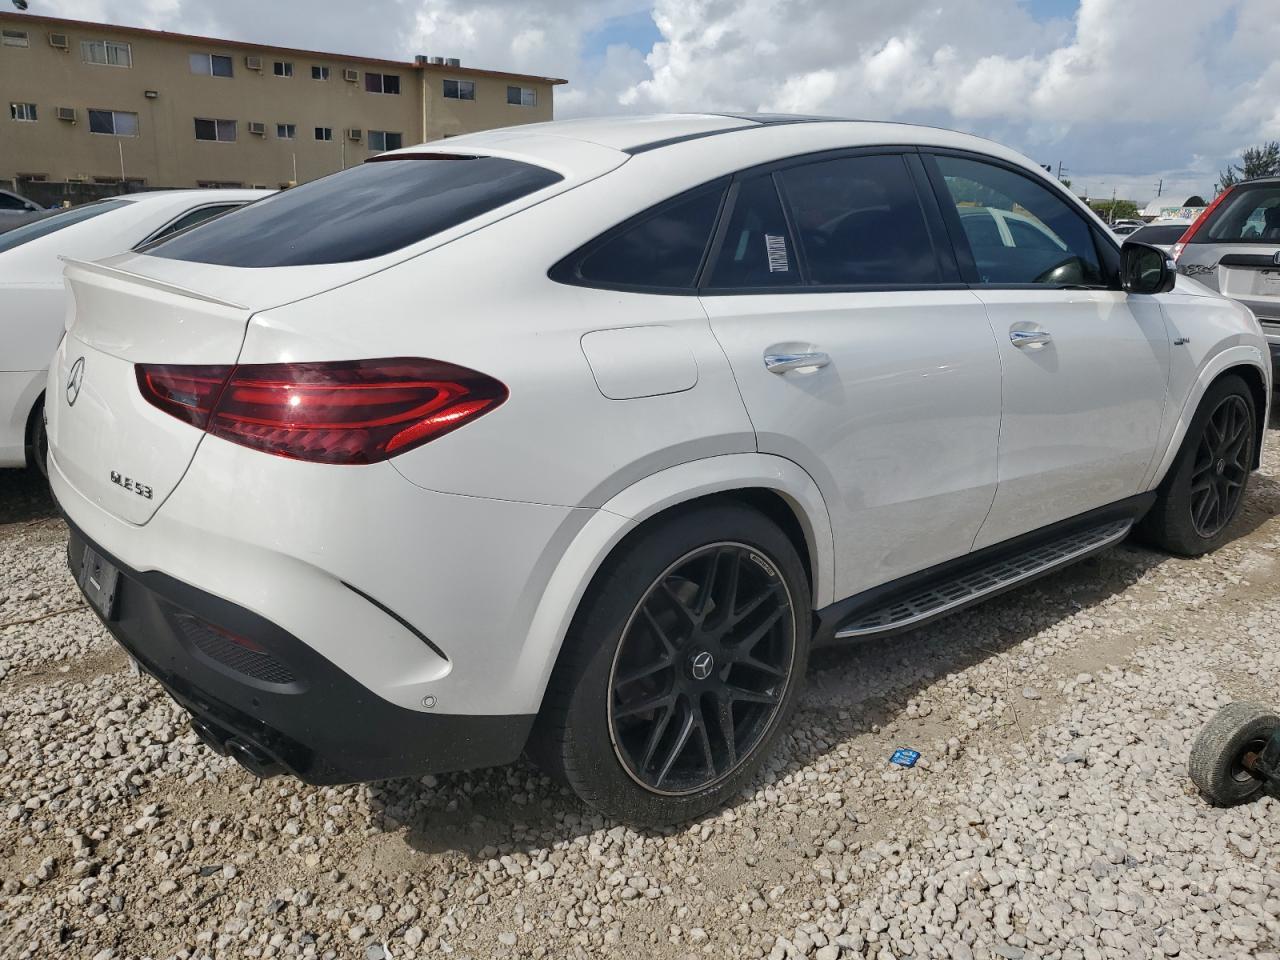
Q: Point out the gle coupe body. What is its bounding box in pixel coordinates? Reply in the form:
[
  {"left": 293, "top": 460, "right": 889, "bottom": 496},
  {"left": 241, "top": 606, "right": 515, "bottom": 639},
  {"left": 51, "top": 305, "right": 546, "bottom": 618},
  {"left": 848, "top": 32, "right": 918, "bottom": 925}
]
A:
[
  {"left": 1, "top": 189, "right": 269, "bottom": 473},
  {"left": 47, "top": 115, "right": 1270, "bottom": 824}
]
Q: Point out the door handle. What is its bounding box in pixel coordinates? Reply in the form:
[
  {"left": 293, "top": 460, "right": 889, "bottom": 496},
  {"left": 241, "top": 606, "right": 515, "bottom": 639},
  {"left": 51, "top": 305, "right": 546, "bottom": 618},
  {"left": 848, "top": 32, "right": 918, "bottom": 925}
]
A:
[
  {"left": 1009, "top": 329, "right": 1052, "bottom": 348},
  {"left": 764, "top": 351, "right": 830, "bottom": 373}
]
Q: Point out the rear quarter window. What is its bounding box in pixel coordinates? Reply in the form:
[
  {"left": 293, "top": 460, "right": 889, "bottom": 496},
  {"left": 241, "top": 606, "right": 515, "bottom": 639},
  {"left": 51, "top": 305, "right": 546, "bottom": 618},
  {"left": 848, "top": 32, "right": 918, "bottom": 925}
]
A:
[{"left": 146, "top": 156, "right": 563, "bottom": 267}]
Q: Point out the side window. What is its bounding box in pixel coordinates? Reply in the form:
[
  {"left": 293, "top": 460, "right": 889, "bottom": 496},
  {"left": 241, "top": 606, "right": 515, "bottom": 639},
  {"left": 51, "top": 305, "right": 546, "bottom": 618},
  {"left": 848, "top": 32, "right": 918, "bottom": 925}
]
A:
[
  {"left": 775, "top": 153, "right": 938, "bottom": 286},
  {"left": 563, "top": 182, "right": 726, "bottom": 290},
  {"left": 934, "top": 155, "right": 1103, "bottom": 286},
  {"left": 706, "top": 174, "right": 799, "bottom": 289},
  {"left": 144, "top": 204, "right": 241, "bottom": 244}
]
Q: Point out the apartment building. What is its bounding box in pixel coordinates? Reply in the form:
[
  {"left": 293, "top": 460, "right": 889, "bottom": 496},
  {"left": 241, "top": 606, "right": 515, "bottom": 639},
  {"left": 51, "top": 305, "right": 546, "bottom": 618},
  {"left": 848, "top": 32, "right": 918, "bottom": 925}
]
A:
[{"left": 0, "top": 13, "right": 564, "bottom": 189}]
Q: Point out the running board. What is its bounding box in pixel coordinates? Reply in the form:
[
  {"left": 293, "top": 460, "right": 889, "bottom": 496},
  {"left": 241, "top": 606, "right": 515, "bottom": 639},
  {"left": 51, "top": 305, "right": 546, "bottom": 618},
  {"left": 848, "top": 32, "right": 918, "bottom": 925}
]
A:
[{"left": 833, "top": 518, "right": 1132, "bottom": 640}]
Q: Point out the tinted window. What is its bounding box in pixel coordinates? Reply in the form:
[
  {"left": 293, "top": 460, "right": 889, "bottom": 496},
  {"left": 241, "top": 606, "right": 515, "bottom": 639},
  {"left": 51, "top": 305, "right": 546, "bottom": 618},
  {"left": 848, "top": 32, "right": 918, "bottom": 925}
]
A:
[
  {"left": 776, "top": 154, "right": 938, "bottom": 286},
  {"left": 0, "top": 193, "right": 27, "bottom": 211},
  {"left": 707, "top": 174, "right": 800, "bottom": 289},
  {"left": 1128, "top": 224, "right": 1190, "bottom": 245},
  {"left": 569, "top": 183, "right": 725, "bottom": 290},
  {"left": 935, "top": 155, "right": 1103, "bottom": 286},
  {"left": 0, "top": 200, "right": 132, "bottom": 256},
  {"left": 143, "top": 204, "right": 243, "bottom": 244},
  {"left": 1198, "top": 183, "right": 1280, "bottom": 243},
  {"left": 148, "top": 157, "right": 562, "bottom": 267}
]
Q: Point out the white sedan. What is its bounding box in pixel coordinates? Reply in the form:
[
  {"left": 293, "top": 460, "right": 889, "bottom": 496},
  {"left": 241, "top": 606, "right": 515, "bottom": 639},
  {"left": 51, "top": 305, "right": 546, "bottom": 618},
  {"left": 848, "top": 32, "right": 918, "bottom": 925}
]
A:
[
  {"left": 45, "top": 116, "right": 1269, "bottom": 824},
  {"left": 1, "top": 189, "right": 269, "bottom": 472}
]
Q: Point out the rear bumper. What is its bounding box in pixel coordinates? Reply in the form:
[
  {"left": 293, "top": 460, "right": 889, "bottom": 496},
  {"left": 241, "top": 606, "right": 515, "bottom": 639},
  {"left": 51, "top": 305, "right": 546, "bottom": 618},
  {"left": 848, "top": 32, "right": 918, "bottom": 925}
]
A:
[{"left": 65, "top": 518, "right": 533, "bottom": 784}]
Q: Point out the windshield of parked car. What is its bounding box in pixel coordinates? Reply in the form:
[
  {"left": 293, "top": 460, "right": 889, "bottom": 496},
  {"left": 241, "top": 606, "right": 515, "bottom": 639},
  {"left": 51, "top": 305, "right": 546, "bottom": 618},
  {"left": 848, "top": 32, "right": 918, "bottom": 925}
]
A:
[
  {"left": 146, "top": 156, "right": 564, "bottom": 267},
  {"left": 1128, "top": 224, "right": 1189, "bottom": 245},
  {"left": 0, "top": 199, "right": 133, "bottom": 256},
  {"left": 1197, "top": 183, "right": 1280, "bottom": 243}
]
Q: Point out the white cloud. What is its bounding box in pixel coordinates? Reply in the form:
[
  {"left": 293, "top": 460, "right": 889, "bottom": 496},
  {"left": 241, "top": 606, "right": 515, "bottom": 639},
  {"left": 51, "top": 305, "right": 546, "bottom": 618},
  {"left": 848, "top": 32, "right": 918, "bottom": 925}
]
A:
[{"left": 32, "top": 0, "right": 1280, "bottom": 203}]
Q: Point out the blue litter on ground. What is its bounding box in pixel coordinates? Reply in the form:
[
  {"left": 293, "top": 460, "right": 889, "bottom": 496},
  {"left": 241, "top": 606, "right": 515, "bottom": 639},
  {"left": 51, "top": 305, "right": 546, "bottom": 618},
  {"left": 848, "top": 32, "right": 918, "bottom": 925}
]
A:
[{"left": 890, "top": 748, "right": 921, "bottom": 768}]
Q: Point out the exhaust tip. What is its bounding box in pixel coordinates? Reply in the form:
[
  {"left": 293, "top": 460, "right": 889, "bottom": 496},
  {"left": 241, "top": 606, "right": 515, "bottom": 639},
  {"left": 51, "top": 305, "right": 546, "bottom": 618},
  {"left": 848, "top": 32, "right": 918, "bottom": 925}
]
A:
[
  {"left": 190, "top": 717, "right": 229, "bottom": 756},
  {"left": 225, "top": 738, "right": 286, "bottom": 779}
]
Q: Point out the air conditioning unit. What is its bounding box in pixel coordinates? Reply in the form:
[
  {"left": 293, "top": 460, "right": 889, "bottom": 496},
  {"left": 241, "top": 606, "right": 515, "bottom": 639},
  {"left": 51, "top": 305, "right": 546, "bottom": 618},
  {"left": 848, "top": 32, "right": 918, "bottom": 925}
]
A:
[
  {"left": 245, "top": 55, "right": 262, "bottom": 70},
  {"left": 247, "top": 121, "right": 266, "bottom": 136},
  {"left": 48, "top": 32, "right": 69, "bottom": 49},
  {"left": 346, "top": 128, "right": 362, "bottom": 141},
  {"left": 342, "top": 68, "right": 359, "bottom": 82},
  {"left": 55, "top": 106, "right": 76, "bottom": 122},
  {"left": 429, "top": 56, "right": 444, "bottom": 65},
  {"left": 445, "top": 57, "right": 460, "bottom": 67}
]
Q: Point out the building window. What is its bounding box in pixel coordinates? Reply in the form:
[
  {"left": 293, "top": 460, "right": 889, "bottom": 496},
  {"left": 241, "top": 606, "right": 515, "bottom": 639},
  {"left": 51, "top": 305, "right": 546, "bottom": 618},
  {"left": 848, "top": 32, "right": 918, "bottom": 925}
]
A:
[
  {"left": 10, "top": 102, "right": 37, "bottom": 122},
  {"left": 443, "top": 79, "right": 475, "bottom": 101},
  {"left": 364, "top": 72, "right": 400, "bottom": 95},
  {"left": 368, "top": 130, "right": 403, "bottom": 152},
  {"left": 314, "top": 126, "right": 333, "bottom": 141},
  {"left": 273, "top": 60, "right": 293, "bottom": 77},
  {"left": 88, "top": 109, "right": 139, "bottom": 136},
  {"left": 276, "top": 123, "right": 296, "bottom": 139},
  {"left": 311, "top": 65, "right": 329, "bottom": 80},
  {"left": 194, "top": 117, "right": 237, "bottom": 142},
  {"left": 507, "top": 86, "right": 536, "bottom": 106},
  {"left": 190, "top": 53, "right": 233, "bottom": 77},
  {"left": 2, "top": 29, "right": 29, "bottom": 47},
  {"left": 82, "top": 39, "right": 132, "bottom": 67}
]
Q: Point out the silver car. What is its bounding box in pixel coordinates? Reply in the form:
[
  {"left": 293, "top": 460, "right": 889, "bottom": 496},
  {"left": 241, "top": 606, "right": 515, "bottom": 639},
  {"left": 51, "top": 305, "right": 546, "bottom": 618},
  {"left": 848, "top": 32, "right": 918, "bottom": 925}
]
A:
[{"left": 1174, "top": 176, "right": 1280, "bottom": 376}]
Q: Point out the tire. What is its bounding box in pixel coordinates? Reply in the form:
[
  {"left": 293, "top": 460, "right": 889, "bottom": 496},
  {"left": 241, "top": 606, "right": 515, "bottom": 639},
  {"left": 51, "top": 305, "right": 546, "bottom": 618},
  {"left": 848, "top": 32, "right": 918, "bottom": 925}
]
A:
[
  {"left": 26, "top": 396, "right": 48, "bottom": 481},
  {"left": 1137, "top": 374, "right": 1256, "bottom": 556},
  {"left": 531, "top": 502, "right": 811, "bottom": 826},
  {"left": 1188, "top": 701, "right": 1278, "bottom": 806}
]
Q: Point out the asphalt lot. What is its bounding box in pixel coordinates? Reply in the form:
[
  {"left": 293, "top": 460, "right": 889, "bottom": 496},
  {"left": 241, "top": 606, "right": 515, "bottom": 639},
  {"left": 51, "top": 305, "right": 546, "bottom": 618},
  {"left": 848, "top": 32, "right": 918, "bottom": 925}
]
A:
[{"left": 2, "top": 416, "right": 1279, "bottom": 960}]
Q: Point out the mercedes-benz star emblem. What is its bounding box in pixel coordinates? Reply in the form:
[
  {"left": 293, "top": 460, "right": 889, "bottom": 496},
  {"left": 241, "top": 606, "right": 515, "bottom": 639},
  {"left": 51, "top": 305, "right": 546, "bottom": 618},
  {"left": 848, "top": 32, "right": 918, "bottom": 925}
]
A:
[
  {"left": 689, "top": 650, "right": 715, "bottom": 681},
  {"left": 66, "top": 357, "right": 86, "bottom": 407}
]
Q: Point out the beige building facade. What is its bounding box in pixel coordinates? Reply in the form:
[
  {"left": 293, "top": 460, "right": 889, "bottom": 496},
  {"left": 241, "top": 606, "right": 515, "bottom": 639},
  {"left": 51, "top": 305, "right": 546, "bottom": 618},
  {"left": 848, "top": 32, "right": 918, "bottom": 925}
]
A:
[{"left": 0, "top": 13, "right": 563, "bottom": 189}]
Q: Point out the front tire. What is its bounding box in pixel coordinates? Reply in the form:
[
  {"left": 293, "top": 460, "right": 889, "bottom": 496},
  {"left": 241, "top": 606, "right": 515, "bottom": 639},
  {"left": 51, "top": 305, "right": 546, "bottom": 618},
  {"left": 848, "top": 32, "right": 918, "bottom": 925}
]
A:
[
  {"left": 1138, "top": 374, "right": 1256, "bottom": 556},
  {"left": 532, "top": 502, "right": 811, "bottom": 825}
]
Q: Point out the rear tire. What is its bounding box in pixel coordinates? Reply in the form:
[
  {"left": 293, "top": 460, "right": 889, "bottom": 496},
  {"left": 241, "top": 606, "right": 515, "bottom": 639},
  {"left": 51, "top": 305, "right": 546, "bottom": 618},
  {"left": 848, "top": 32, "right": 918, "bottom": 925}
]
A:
[
  {"left": 1189, "top": 702, "right": 1278, "bottom": 806},
  {"left": 531, "top": 502, "right": 811, "bottom": 826},
  {"left": 1137, "top": 374, "right": 1255, "bottom": 556}
]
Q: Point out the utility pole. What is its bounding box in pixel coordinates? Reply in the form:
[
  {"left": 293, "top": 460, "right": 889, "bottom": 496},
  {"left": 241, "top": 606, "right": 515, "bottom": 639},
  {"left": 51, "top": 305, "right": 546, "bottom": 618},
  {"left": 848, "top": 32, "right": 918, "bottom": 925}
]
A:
[
  {"left": 1056, "top": 160, "right": 1067, "bottom": 180},
  {"left": 1155, "top": 179, "right": 1163, "bottom": 198}
]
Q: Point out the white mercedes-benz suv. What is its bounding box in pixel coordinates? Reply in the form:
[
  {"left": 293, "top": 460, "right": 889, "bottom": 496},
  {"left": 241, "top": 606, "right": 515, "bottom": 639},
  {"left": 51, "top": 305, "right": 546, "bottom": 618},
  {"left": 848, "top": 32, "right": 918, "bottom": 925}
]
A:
[{"left": 47, "top": 115, "right": 1270, "bottom": 824}]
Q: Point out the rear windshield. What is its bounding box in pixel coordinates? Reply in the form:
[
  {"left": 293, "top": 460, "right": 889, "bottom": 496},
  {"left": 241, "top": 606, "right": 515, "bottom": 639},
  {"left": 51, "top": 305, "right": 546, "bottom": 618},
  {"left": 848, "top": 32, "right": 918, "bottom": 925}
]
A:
[
  {"left": 147, "top": 156, "right": 563, "bottom": 267},
  {"left": 1196, "top": 183, "right": 1280, "bottom": 244},
  {"left": 1128, "top": 225, "right": 1189, "bottom": 245},
  {"left": 0, "top": 199, "right": 132, "bottom": 256}
]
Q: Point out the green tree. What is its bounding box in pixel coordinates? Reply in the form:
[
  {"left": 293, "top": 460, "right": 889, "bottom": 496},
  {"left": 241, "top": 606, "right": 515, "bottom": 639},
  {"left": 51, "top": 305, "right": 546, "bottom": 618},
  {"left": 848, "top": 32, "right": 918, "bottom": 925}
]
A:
[
  {"left": 1089, "top": 199, "right": 1139, "bottom": 222},
  {"left": 1219, "top": 142, "right": 1280, "bottom": 190}
]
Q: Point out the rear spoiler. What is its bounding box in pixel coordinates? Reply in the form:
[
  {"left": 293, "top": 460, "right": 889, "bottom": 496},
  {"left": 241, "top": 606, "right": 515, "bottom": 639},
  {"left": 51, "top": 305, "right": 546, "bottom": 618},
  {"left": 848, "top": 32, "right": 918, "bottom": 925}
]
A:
[{"left": 60, "top": 257, "right": 248, "bottom": 310}]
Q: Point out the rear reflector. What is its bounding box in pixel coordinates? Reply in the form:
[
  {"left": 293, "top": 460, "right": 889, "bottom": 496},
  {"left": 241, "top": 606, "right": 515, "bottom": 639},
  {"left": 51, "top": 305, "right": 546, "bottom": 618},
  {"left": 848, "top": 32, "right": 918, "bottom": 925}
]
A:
[{"left": 137, "top": 358, "right": 507, "bottom": 464}]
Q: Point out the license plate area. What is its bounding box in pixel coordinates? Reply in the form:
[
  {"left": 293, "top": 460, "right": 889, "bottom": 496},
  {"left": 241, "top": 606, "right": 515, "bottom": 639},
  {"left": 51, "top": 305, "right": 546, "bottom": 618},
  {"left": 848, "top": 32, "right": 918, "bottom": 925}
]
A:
[{"left": 78, "top": 544, "right": 120, "bottom": 621}]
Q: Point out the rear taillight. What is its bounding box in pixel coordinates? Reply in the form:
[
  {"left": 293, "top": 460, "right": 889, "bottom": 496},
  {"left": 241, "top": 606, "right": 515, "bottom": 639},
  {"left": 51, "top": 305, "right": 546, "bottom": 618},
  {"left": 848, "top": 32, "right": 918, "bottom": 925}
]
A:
[
  {"left": 137, "top": 358, "right": 507, "bottom": 464},
  {"left": 1171, "top": 186, "right": 1233, "bottom": 262}
]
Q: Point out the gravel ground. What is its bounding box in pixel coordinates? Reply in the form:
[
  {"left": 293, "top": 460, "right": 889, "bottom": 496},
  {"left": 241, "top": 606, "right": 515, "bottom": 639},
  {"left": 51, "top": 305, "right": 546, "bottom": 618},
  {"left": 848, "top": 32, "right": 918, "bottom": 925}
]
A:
[{"left": 2, "top": 418, "right": 1279, "bottom": 960}]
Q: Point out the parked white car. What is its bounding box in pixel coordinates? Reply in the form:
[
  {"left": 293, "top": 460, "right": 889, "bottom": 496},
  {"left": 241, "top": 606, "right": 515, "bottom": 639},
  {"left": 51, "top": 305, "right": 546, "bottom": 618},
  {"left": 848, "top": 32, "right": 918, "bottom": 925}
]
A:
[
  {"left": 46, "top": 116, "right": 1270, "bottom": 824},
  {"left": 1, "top": 189, "right": 269, "bottom": 472},
  {"left": 1127, "top": 218, "right": 1195, "bottom": 253}
]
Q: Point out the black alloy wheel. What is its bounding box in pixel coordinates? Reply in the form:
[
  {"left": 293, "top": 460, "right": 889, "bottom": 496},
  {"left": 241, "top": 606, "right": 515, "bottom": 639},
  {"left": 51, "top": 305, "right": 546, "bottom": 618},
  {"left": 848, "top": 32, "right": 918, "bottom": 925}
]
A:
[
  {"left": 608, "top": 542, "right": 796, "bottom": 796},
  {"left": 1189, "top": 393, "right": 1251, "bottom": 538}
]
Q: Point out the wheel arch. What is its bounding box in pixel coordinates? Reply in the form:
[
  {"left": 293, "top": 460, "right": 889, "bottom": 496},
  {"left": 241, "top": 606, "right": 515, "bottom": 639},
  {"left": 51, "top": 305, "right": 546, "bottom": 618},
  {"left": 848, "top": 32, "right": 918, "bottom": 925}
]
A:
[
  {"left": 517, "top": 453, "right": 835, "bottom": 717},
  {"left": 1146, "top": 349, "right": 1271, "bottom": 489}
]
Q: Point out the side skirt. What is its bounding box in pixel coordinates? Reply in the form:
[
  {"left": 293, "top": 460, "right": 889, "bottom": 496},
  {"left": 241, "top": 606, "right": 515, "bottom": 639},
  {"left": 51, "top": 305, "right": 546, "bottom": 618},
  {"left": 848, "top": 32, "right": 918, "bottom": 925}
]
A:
[{"left": 813, "top": 493, "right": 1156, "bottom": 646}]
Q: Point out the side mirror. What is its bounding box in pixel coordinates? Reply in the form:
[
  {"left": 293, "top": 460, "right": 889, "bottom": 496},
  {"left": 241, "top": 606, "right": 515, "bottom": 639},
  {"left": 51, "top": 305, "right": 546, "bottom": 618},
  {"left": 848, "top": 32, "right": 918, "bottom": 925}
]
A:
[{"left": 1120, "top": 241, "right": 1176, "bottom": 294}]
